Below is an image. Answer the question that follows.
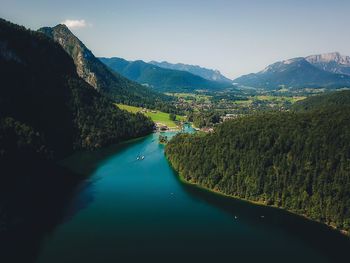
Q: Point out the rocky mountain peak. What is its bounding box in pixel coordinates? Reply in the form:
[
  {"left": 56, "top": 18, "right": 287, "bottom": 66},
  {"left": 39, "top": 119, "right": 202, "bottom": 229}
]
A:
[
  {"left": 305, "top": 52, "right": 350, "bottom": 75},
  {"left": 260, "top": 57, "right": 306, "bottom": 73},
  {"left": 38, "top": 24, "right": 97, "bottom": 89},
  {"left": 306, "top": 52, "right": 350, "bottom": 65}
]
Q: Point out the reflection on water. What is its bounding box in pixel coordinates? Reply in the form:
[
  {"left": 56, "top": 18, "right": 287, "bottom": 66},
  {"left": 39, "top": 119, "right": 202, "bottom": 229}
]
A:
[
  {"left": 178, "top": 181, "right": 350, "bottom": 263},
  {"left": 0, "top": 136, "right": 150, "bottom": 263},
  {"left": 0, "top": 161, "right": 91, "bottom": 263}
]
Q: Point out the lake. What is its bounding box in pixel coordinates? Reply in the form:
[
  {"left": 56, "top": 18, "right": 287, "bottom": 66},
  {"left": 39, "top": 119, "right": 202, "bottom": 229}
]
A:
[{"left": 23, "top": 128, "right": 349, "bottom": 262}]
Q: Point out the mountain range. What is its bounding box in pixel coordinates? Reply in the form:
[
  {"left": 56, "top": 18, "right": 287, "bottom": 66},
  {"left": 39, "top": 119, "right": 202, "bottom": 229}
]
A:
[
  {"left": 99, "top": 57, "right": 230, "bottom": 93},
  {"left": 234, "top": 52, "right": 350, "bottom": 90},
  {"left": 37, "top": 25, "right": 172, "bottom": 109},
  {"left": 149, "top": 61, "right": 232, "bottom": 83}
]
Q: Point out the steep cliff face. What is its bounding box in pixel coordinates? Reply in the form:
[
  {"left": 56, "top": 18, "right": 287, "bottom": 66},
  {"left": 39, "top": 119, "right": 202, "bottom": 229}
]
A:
[
  {"left": 38, "top": 24, "right": 107, "bottom": 92},
  {"left": 306, "top": 52, "right": 350, "bottom": 65},
  {"left": 38, "top": 25, "right": 170, "bottom": 108},
  {"left": 306, "top": 52, "right": 350, "bottom": 76}
]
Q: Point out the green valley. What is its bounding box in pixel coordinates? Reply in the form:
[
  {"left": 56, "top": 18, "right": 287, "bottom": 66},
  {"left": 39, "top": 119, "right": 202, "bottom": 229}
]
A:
[
  {"left": 116, "top": 104, "right": 185, "bottom": 128},
  {"left": 1, "top": 2, "right": 350, "bottom": 262}
]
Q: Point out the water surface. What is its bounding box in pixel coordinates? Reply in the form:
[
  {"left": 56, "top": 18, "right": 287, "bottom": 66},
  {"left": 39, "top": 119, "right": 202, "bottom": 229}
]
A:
[{"left": 34, "top": 130, "right": 349, "bottom": 263}]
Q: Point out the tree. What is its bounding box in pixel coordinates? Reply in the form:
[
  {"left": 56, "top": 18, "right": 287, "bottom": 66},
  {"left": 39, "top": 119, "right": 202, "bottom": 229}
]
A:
[{"left": 169, "top": 113, "right": 176, "bottom": 121}]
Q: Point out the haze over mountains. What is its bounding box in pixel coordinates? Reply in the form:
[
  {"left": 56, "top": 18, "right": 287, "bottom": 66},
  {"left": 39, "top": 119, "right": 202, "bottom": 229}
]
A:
[
  {"left": 99, "top": 57, "right": 230, "bottom": 93},
  {"left": 234, "top": 52, "right": 350, "bottom": 90}
]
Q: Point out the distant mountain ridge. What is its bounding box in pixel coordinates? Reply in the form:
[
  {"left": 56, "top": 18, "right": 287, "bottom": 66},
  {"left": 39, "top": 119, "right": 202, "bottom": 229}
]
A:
[
  {"left": 306, "top": 52, "right": 350, "bottom": 76},
  {"left": 99, "top": 57, "right": 229, "bottom": 93},
  {"left": 38, "top": 25, "right": 169, "bottom": 108},
  {"left": 149, "top": 61, "right": 232, "bottom": 83},
  {"left": 234, "top": 53, "right": 350, "bottom": 90}
]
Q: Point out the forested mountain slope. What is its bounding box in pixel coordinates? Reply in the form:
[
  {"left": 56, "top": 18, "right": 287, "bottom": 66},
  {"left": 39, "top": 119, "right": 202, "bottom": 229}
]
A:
[
  {"left": 166, "top": 91, "right": 350, "bottom": 234},
  {"left": 38, "top": 25, "right": 174, "bottom": 111},
  {"left": 0, "top": 18, "right": 154, "bottom": 165},
  {"left": 148, "top": 60, "right": 232, "bottom": 83},
  {"left": 99, "top": 57, "right": 229, "bottom": 92},
  {"left": 293, "top": 90, "right": 350, "bottom": 111}
]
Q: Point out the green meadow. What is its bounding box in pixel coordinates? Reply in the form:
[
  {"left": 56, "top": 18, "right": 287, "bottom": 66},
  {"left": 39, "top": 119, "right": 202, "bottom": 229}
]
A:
[{"left": 116, "top": 104, "right": 185, "bottom": 128}]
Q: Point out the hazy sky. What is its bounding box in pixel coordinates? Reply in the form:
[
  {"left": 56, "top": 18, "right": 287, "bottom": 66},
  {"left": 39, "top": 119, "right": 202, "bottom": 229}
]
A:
[{"left": 1, "top": 0, "right": 350, "bottom": 78}]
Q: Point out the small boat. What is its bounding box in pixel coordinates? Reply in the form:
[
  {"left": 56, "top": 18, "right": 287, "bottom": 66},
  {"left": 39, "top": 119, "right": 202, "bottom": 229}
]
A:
[
  {"left": 137, "top": 156, "right": 140, "bottom": 160},
  {"left": 234, "top": 216, "right": 238, "bottom": 219},
  {"left": 141, "top": 156, "right": 145, "bottom": 160}
]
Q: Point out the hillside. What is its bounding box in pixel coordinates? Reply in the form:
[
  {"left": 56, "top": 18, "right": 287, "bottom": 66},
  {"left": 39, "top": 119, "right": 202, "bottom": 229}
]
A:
[
  {"left": 99, "top": 57, "right": 229, "bottom": 92},
  {"left": 293, "top": 90, "right": 350, "bottom": 111},
  {"left": 166, "top": 91, "right": 350, "bottom": 234},
  {"left": 234, "top": 57, "right": 350, "bottom": 90},
  {"left": 37, "top": 25, "right": 173, "bottom": 110},
  {"left": 149, "top": 60, "right": 232, "bottom": 83},
  {"left": 0, "top": 18, "right": 154, "bottom": 165}
]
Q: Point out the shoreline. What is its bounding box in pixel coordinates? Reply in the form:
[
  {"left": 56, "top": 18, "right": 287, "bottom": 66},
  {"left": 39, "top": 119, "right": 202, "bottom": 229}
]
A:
[{"left": 170, "top": 164, "right": 349, "bottom": 237}]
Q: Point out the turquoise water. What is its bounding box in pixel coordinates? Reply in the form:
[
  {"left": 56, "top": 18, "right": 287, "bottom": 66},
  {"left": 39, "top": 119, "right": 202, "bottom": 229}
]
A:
[{"left": 35, "top": 129, "right": 349, "bottom": 263}]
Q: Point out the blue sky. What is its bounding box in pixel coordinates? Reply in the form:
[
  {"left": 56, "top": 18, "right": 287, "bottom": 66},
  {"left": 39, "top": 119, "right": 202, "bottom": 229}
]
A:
[{"left": 1, "top": 0, "right": 350, "bottom": 78}]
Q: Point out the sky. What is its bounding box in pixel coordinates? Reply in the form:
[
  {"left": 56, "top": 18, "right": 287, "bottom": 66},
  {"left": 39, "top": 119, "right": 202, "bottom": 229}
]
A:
[{"left": 1, "top": 0, "right": 350, "bottom": 79}]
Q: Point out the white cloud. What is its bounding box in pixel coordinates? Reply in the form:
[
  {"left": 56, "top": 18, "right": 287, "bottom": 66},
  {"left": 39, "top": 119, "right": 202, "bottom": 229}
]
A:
[{"left": 61, "top": 19, "right": 88, "bottom": 29}]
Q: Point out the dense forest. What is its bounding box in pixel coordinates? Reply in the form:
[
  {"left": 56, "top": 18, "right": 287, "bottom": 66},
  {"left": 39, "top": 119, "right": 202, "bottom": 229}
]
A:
[
  {"left": 166, "top": 91, "right": 350, "bottom": 234},
  {"left": 293, "top": 90, "right": 350, "bottom": 111},
  {"left": 0, "top": 18, "right": 154, "bottom": 165},
  {"left": 187, "top": 111, "right": 221, "bottom": 128}
]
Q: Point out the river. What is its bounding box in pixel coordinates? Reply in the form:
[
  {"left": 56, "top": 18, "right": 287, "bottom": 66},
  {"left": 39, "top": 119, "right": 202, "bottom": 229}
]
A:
[{"left": 31, "top": 128, "right": 349, "bottom": 263}]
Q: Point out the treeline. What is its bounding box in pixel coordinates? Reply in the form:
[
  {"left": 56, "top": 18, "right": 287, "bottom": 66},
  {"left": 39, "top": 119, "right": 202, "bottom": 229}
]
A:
[
  {"left": 187, "top": 111, "right": 221, "bottom": 128},
  {"left": 0, "top": 18, "right": 154, "bottom": 165},
  {"left": 293, "top": 90, "right": 350, "bottom": 112},
  {"left": 166, "top": 92, "right": 350, "bottom": 233}
]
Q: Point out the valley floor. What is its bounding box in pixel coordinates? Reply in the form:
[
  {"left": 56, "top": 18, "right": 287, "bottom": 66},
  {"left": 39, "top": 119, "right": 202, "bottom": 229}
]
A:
[{"left": 116, "top": 104, "right": 186, "bottom": 129}]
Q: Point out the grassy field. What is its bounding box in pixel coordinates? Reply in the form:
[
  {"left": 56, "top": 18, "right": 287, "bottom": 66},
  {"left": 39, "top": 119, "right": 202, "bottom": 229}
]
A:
[
  {"left": 116, "top": 104, "right": 185, "bottom": 128},
  {"left": 233, "top": 95, "right": 306, "bottom": 105},
  {"left": 255, "top": 95, "right": 306, "bottom": 103},
  {"left": 233, "top": 99, "right": 253, "bottom": 105}
]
